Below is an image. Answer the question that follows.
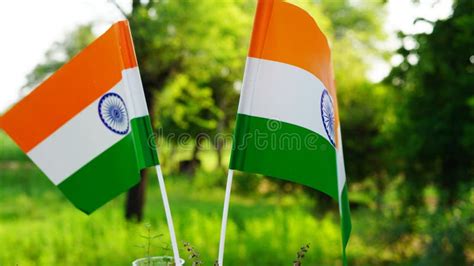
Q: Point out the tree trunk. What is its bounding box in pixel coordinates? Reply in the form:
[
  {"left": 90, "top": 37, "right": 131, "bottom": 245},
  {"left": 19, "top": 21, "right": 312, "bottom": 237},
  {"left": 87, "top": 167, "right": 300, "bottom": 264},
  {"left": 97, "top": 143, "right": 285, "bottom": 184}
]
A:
[
  {"left": 125, "top": 169, "right": 148, "bottom": 221},
  {"left": 191, "top": 137, "right": 201, "bottom": 172},
  {"left": 375, "top": 173, "right": 385, "bottom": 211},
  {"left": 216, "top": 141, "right": 223, "bottom": 168}
]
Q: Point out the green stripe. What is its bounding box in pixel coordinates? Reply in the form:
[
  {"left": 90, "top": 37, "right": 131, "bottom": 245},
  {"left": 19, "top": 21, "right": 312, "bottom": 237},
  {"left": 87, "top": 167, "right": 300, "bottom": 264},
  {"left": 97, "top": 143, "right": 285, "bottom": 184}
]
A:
[
  {"left": 340, "top": 184, "right": 351, "bottom": 266},
  {"left": 230, "top": 114, "right": 338, "bottom": 199},
  {"left": 57, "top": 115, "right": 159, "bottom": 214},
  {"left": 230, "top": 113, "right": 351, "bottom": 264},
  {"left": 57, "top": 134, "right": 140, "bottom": 214},
  {"left": 131, "top": 115, "right": 159, "bottom": 168}
]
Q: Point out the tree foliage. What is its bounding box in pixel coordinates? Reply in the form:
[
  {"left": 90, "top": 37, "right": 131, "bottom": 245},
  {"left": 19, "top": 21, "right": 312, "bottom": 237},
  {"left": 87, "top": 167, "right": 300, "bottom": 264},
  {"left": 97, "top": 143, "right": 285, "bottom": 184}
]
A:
[
  {"left": 386, "top": 0, "right": 474, "bottom": 205},
  {"left": 156, "top": 74, "right": 222, "bottom": 137},
  {"left": 127, "top": 0, "right": 253, "bottom": 141},
  {"left": 22, "top": 0, "right": 392, "bottom": 207}
]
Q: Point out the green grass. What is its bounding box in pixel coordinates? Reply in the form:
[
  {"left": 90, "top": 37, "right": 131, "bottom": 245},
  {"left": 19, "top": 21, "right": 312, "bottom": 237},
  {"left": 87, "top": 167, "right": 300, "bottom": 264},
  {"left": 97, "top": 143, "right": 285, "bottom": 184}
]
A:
[
  {"left": 0, "top": 131, "right": 352, "bottom": 265},
  {"left": 2, "top": 131, "right": 472, "bottom": 265},
  {"left": 0, "top": 164, "right": 350, "bottom": 266}
]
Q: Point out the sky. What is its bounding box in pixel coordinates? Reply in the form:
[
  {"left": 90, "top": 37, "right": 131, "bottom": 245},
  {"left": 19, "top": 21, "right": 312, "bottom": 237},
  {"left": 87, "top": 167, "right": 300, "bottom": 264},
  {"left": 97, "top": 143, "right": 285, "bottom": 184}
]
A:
[{"left": 0, "top": 0, "right": 453, "bottom": 113}]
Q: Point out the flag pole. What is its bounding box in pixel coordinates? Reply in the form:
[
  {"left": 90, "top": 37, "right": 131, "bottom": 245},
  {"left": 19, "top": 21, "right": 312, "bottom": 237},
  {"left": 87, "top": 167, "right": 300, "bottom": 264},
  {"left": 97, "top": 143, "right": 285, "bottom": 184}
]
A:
[
  {"left": 155, "top": 165, "right": 181, "bottom": 265},
  {"left": 218, "top": 169, "right": 234, "bottom": 266}
]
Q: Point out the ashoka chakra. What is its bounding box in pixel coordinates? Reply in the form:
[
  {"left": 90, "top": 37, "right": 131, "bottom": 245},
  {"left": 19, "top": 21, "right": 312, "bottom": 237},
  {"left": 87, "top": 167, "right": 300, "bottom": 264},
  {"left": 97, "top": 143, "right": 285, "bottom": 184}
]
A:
[
  {"left": 98, "top": 92, "right": 130, "bottom": 135},
  {"left": 320, "top": 90, "right": 336, "bottom": 147}
]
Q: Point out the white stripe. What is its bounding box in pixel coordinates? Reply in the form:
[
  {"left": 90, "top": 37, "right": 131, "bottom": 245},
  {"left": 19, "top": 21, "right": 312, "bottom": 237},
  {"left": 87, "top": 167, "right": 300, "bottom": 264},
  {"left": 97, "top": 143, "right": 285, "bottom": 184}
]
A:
[
  {"left": 122, "top": 67, "right": 149, "bottom": 118},
  {"left": 238, "top": 57, "right": 332, "bottom": 145},
  {"left": 27, "top": 68, "right": 148, "bottom": 185},
  {"left": 336, "top": 127, "right": 346, "bottom": 197}
]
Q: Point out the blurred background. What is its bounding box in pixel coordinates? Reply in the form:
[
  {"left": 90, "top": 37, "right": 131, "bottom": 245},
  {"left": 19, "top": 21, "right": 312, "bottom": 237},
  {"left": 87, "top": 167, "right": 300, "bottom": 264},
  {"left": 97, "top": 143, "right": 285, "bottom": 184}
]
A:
[{"left": 0, "top": 0, "right": 473, "bottom": 265}]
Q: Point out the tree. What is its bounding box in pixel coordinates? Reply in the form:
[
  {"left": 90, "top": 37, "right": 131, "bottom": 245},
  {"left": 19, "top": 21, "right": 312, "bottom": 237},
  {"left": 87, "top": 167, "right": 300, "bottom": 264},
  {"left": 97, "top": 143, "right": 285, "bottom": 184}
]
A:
[
  {"left": 386, "top": 0, "right": 474, "bottom": 206},
  {"left": 156, "top": 74, "right": 223, "bottom": 172},
  {"left": 129, "top": 0, "right": 252, "bottom": 169},
  {"left": 24, "top": 0, "right": 392, "bottom": 219},
  {"left": 119, "top": 0, "right": 253, "bottom": 219},
  {"left": 323, "top": 0, "right": 391, "bottom": 185}
]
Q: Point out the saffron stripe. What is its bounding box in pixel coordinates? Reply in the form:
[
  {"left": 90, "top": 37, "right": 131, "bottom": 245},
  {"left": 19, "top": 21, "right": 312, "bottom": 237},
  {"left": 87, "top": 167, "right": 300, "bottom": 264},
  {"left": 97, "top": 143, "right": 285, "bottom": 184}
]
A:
[
  {"left": 248, "top": 0, "right": 333, "bottom": 92},
  {"left": 246, "top": 0, "right": 342, "bottom": 147}
]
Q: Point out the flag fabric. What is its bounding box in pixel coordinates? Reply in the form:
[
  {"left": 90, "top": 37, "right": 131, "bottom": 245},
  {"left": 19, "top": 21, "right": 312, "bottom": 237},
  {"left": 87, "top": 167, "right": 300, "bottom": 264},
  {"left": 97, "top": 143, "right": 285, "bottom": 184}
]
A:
[
  {"left": 229, "top": 0, "right": 351, "bottom": 263},
  {"left": 0, "top": 21, "right": 158, "bottom": 214}
]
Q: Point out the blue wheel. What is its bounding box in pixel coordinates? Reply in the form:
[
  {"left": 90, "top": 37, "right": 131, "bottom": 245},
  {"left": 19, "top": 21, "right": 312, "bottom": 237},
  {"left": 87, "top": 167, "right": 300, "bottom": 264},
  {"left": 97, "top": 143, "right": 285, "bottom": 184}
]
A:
[
  {"left": 320, "top": 90, "right": 336, "bottom": 147},
  {"left": 98, "top": 92, "right": 130, "bottom": 135}
]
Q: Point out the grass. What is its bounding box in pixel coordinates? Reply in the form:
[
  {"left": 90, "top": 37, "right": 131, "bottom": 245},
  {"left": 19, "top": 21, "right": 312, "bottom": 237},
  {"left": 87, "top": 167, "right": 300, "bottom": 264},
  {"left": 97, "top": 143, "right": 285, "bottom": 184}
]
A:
[
  {"left": 2, "top": 131, "right": 472, "bottom": 265},
  {"left": 0, "top": 132, "right": 351, "bottom": 265},
  {"left": 0, "top": 165, "right": 348, "bottom": 266}
]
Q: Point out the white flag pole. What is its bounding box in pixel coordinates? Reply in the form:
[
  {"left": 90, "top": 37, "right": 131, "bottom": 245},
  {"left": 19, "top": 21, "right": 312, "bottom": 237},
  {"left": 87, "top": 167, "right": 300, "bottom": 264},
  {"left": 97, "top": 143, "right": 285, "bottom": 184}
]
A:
[
  {"left": 155, "top": 165, "right": 181, "bottom": 265},
  {"left": 218, "top": 169, "right": 234, "bottom": 266}
]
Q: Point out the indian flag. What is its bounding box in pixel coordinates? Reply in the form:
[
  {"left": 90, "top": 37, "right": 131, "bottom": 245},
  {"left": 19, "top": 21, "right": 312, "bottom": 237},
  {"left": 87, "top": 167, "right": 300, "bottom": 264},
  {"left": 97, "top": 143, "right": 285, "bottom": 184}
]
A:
[
  {"left": 229, "top": 0, "right": 351, "bottom": 263},
  {"left": 0, "top": 21, "right": 158, "bottom": 214}
]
